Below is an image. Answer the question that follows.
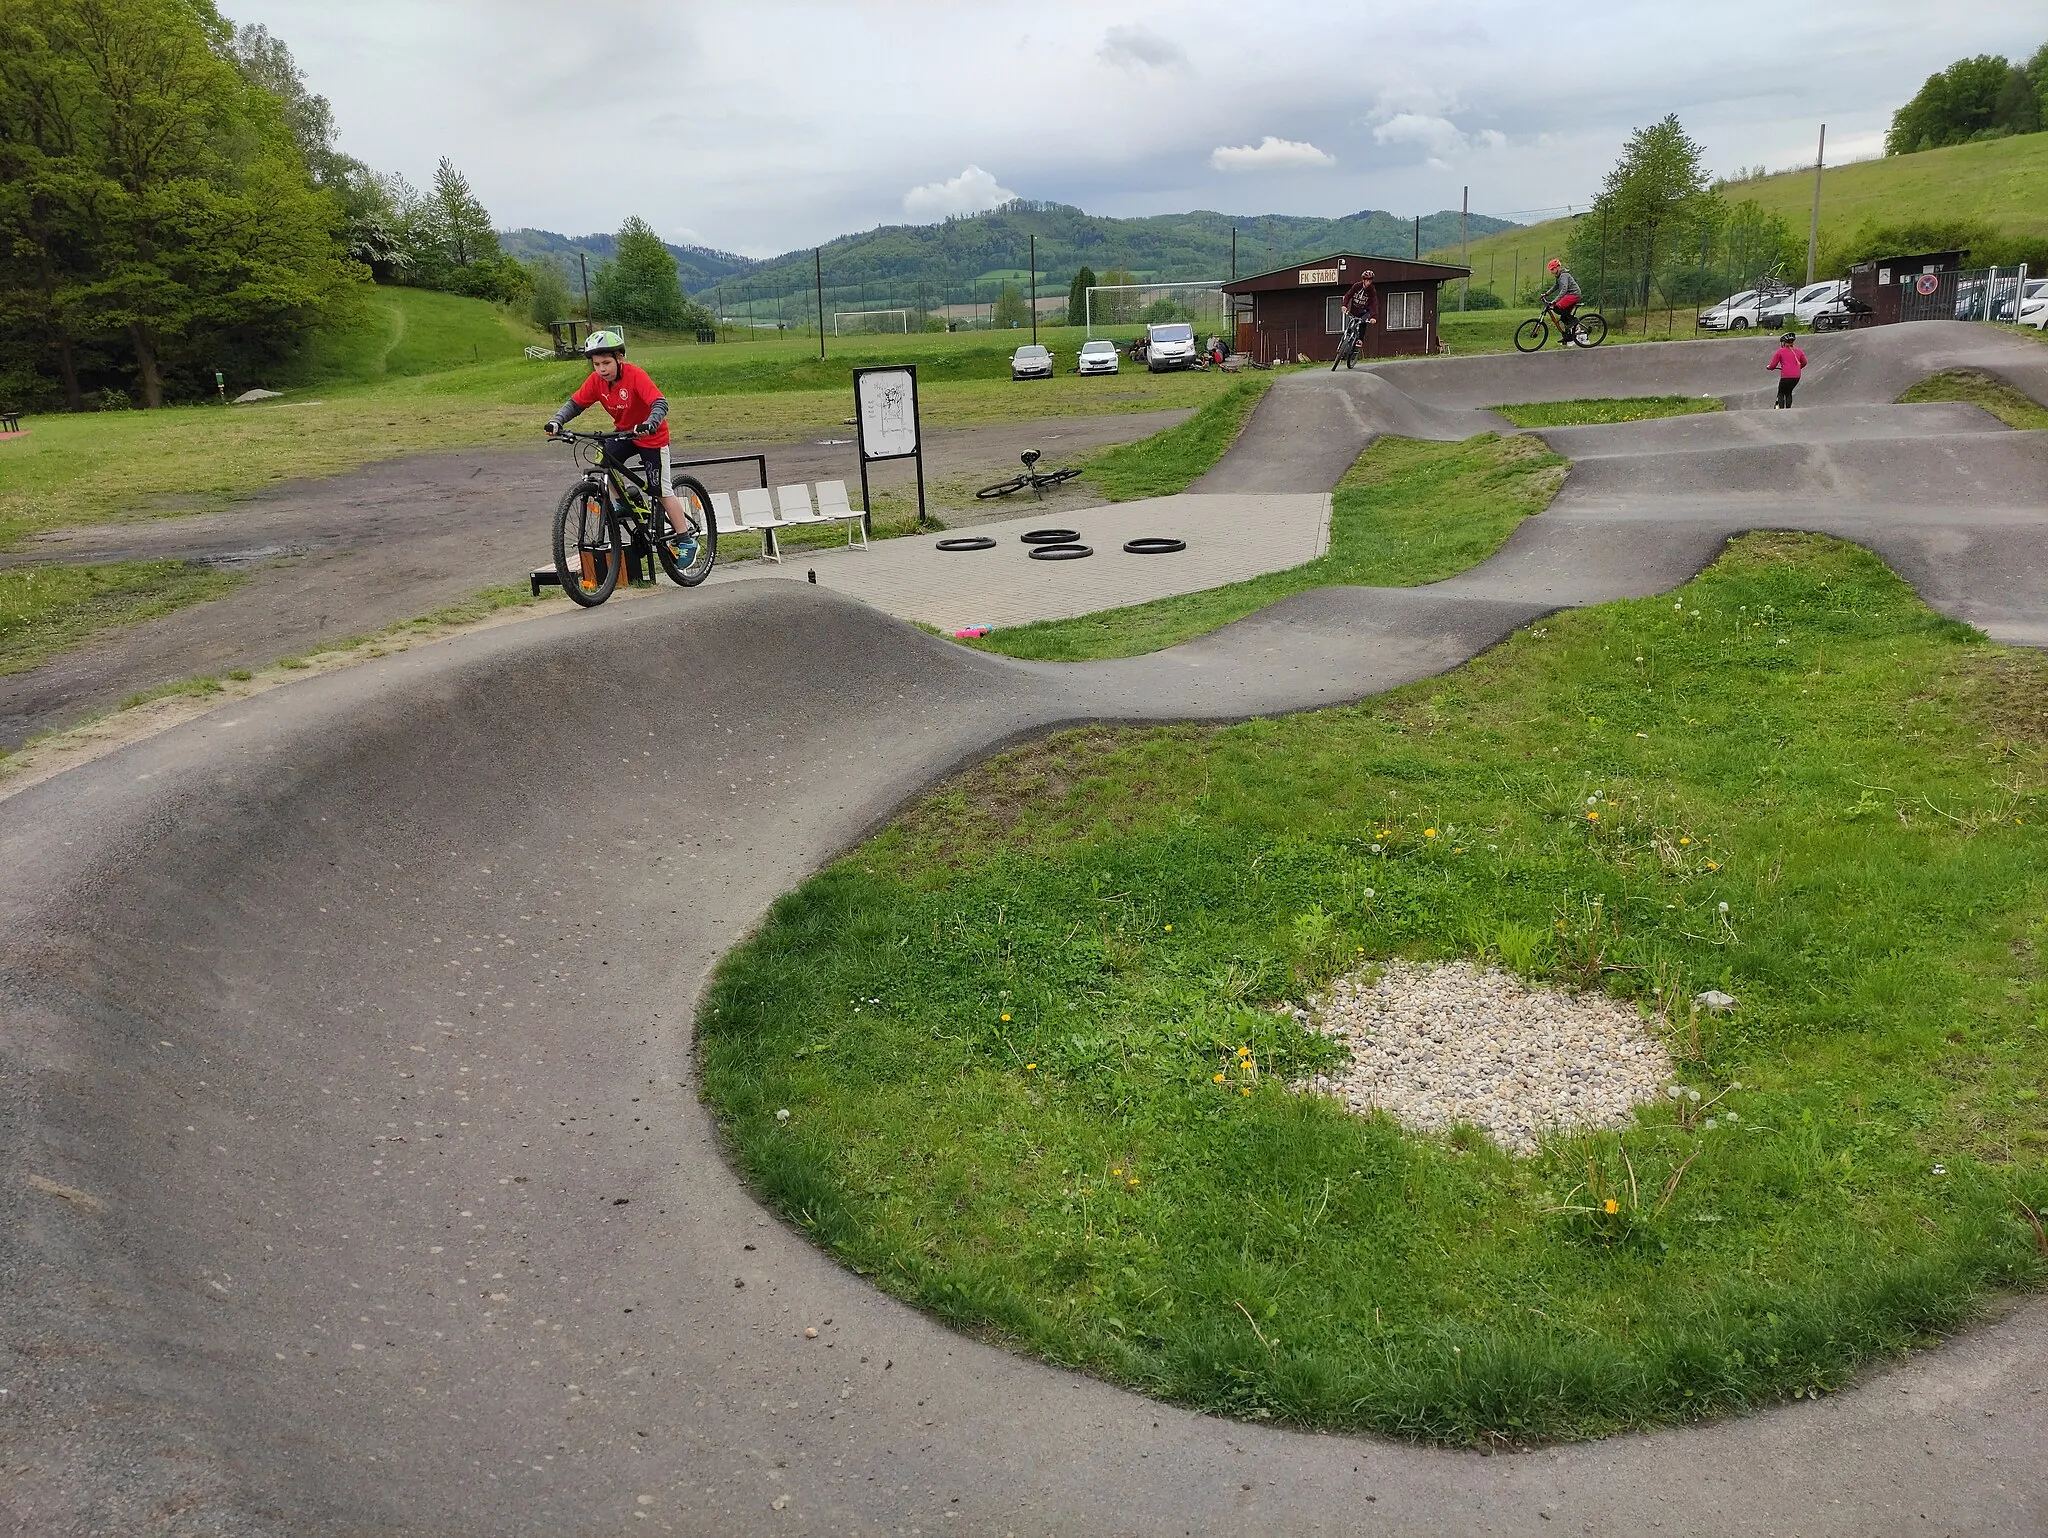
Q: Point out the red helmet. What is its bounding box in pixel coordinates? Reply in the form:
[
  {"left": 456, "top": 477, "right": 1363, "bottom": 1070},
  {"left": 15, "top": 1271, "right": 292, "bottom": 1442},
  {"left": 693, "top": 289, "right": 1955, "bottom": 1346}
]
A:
[{"left": 1547, "top": 259, "right": 1562, "bottom": 273}]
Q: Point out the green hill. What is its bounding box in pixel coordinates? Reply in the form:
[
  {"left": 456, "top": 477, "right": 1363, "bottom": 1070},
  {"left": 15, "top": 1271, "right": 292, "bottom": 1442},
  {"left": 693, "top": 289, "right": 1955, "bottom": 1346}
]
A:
[
  {"left": 499, "top": 229, "right": 757, "bottom": 293},
  {"left": 695, "top": 201, "right": 1517, "bottom": 318},
  {"left": 1434, "top": 132, "right": 2048, "bottom": 300},
  {"left": 289, "top": 287, "right": 541, "bottom": 388}
]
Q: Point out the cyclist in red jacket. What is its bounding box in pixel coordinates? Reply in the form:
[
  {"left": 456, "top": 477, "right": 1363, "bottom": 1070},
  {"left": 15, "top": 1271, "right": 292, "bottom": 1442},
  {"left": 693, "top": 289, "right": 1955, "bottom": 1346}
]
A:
[{"left": 542, "top": 330, "right": 686, "bottom": 527}]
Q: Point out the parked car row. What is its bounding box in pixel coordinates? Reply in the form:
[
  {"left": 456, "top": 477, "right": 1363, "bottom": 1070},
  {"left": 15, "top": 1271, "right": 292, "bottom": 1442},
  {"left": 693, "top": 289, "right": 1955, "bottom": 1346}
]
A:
[
  {"left": 1695, "top": 274, "right": 2044, "bottom": 333},
  {"left": 1010, "top": 323, "right": 1226, "bottom": 379}
]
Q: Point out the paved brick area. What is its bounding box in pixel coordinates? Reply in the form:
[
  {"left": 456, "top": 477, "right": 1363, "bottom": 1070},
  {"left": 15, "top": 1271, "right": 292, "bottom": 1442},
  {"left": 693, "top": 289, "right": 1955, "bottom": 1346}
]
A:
[{"left": 708, "top": 491, "right": 1331, "bottom": 631}]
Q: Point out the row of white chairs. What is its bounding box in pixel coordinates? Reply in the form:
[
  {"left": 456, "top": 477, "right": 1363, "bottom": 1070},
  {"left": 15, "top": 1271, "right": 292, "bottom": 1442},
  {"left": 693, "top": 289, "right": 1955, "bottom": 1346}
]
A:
[{"left": 708, "top": 481, "right": 867, "bottom": 561}]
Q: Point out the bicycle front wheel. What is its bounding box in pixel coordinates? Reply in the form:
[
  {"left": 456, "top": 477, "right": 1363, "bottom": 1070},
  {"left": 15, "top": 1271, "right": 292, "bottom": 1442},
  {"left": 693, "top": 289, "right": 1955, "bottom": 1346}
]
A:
[
  {"left": 1513, "top": 318, "right": 1549, "bottom": 353},
  {"left": 655, "top": 475, "right": 717, "bottom": 587},
  {"left": 1575, "top": 312, "right": 1609, "bottom": 347},
  {"left": 554, "top": 479, "right": 620, "bottom": 607},
  {"left": 976, "top": 475, "right": 1030, "bottom": 499}
]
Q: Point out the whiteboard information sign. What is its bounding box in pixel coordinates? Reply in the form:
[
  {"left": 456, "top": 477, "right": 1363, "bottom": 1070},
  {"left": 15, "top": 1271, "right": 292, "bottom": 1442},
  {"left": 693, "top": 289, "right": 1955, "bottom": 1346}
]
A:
[
  {"left": 850, "top": 365, "right": 928, "bottom": 528},
  {"left": 856, "top": 368, "right": 918, "bottom": 460}
]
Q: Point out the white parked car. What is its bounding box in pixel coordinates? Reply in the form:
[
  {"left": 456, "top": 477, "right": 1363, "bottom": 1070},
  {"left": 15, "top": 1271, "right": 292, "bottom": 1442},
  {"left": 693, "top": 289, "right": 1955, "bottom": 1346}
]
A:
[
  {"left": 1760, "top": 280, "right": 1847, "bottom": 329},
  {"left": 1697, "top": 289, "right": 1785, "bottom": 331},
  {"left": 1144, "top": 322, "right": 1198, "bottom": 372},
  {"left": 2013, "top": 279, "right": 2048, "bottom": 330},
  {"left": 1010, "top": 343, "right": 1053, "bottom": 380},
  {"left": 1077, "top": 338, "right": 1120, "bottom": 375}
]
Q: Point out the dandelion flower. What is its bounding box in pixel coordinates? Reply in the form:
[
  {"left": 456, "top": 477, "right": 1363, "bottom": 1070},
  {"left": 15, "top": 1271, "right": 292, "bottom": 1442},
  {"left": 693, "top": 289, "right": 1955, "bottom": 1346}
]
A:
[
  {"left": 1587, "top": 812, "right": 1600, "bottom": 821},
  {"left": 1603, "top": 1198, "right": 1620, "bottom": 1215},
  {"left": 1127, "top": 1178, "right": 1139, "bottom": 1189},
  {"left": 1586, "top": 796, "right": 1600, "bottom": 807},
  {"left": 1362, "top": 889, "right": 1375, "bottom": 899},
  {"left": 1707, "top": 861, "right": 1720, "bottom": 870},
  {"left": 1667, "top": 1085, "right": 1683, "bottom": 1099},
  {"left": 1000, "top": 1013, "right": 1011, "bottom": 1022},
  {"left": 1424, "top": 828, "right": 1437, "bottom": 838},
  {"left": 1112, "top": 1167, "right": 1122, "bottom": 1176},
  {"left": 1164, "top": 924, "right": 1173, "bottom": 932},
  {"left": 1025, "top": 1063, "right": 1037, "bottom": 1072},
  {"left": 1214, "top": 1073, "right": 1226, "bottom": 1083},
  {"left": 775, "top": 1108, "right": 790, "bottom": 1122},
  {"left": 1680, "top": 837, "right": 1691, "bottom": 845},
  {"left": 1718, "top": 901, "right": 1729, "bottom": 913},
  {"left": 1724, "top": 1111, "right": 1739, "bottom": 1123},
  {"left": 1370, "top": 843, "right": 1382, "bottom": 854},
  {"left": 1241, "top": 1088, "right": 1252, "bottom": 1097}
]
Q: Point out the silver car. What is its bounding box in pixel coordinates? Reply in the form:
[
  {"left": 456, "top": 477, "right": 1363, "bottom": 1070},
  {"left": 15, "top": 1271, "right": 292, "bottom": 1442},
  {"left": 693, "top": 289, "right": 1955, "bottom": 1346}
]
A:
[
  {"left": 1077, "top": 339, "right": 1119, "bottom": 375},
  {"left": 1010, "top": 344, "right": 1053, "bottom": 380}
]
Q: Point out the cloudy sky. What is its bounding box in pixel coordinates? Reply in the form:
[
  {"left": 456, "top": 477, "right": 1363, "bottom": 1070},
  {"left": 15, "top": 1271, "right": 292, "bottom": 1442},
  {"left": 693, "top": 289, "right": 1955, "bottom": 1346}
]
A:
[{"left": 230, "top": 1, "right": 2045, "bottom": 257}]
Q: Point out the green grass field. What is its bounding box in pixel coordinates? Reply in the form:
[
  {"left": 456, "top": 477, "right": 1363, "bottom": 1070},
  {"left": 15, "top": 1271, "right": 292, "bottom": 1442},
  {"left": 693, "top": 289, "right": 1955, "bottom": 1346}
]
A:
[
  {"left": 968, "top": 433, "right": 1564, "bottom": 661},
  {"left": 1494, "top": 396, "right": 1726, "bottom": 428},
  {"left": 699, "top": 532, "right": 2048, "bottom": 1444},
  {"left": 1436, "top": 133, "right": 2048, "bottom": 301}
]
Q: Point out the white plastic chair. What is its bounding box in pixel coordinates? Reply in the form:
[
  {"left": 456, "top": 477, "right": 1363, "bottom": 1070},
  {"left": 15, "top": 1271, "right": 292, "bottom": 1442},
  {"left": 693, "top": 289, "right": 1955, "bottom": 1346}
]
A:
[
  {"left": 812, "top": 480, "right": 869, "bottom": 549},
  {"left": 708, "top": 491, "right": 745, "bottom": 539},
  {"left": 776, "top": 484, "right": 826, "bottom": 526},
  {"left": 736, "top": 486, "right": 785, "bottom": 561}
]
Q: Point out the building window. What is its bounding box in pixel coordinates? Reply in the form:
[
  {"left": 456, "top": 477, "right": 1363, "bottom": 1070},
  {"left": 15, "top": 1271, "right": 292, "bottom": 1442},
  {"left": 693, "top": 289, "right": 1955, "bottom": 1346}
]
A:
[
  {"left": 1324, "top": 295, "right": 1345, "bottom": 334},
  {"left": 1385, "top": 290, "right": 1423, "bottom": 330}
]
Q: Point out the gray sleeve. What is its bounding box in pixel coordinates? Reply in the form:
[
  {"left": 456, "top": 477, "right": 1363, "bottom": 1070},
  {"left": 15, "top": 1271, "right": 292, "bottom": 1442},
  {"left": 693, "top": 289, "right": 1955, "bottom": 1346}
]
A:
[
  {"left": 547, "top": 399, "right": 584, "bottom": 429},
  {"left": 642, "top": 397, "right": 669, "bottom": 430}
]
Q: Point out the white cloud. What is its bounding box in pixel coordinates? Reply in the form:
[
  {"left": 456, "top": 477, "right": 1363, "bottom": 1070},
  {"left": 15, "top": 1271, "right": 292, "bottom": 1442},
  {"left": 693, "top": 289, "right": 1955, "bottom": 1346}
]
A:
[
  {"left": 1099, "top": 23, "right": 1188, "bottom": 71},
  {"left": 1209, "top": 136, "right": 1336, "bottom": 173},
  {"left": 902, "top": 165, "right": 1018, "bottom": 220}
]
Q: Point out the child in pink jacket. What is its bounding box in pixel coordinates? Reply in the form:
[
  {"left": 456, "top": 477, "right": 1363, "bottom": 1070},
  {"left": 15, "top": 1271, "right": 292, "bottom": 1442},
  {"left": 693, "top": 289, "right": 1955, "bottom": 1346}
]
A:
[{"left": 1767, "top": 333, "right": 1807, "bottom": 409}]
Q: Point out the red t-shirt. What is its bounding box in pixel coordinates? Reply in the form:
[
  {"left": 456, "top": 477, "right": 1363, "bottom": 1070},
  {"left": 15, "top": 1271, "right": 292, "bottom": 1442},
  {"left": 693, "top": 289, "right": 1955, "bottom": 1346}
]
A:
[{"left": 571, "top": 362, "right": 670, "bottom": 448}]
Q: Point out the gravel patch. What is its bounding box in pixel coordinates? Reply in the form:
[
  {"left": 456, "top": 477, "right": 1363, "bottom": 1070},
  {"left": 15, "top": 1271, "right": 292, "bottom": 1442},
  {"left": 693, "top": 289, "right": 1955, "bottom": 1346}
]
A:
[{"left": 1299, "top": 960, "right": 1673, "bottom": 1155}]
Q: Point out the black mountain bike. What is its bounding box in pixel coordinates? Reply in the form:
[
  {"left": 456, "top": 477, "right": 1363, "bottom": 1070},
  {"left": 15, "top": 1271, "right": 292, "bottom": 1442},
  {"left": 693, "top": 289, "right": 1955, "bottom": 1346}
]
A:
[
  {"left": 549, "top": 430, "right": 715, "bottom": 607},
  {"left": 1332, "top": 312, "right": 1369, "bottom": 369},
  {"left": 976, "top": 448, "right": 1082, "bottom": 499},
  {"left": 1514, "top": 304, "right": 1609, "bottom": 352}
]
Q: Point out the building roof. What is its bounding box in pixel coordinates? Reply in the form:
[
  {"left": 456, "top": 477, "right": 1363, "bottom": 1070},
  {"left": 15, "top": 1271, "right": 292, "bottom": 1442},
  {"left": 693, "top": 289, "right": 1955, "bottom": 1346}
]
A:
[{"left": 1221, "top": 252, "right": 1473, "bottom": 293}]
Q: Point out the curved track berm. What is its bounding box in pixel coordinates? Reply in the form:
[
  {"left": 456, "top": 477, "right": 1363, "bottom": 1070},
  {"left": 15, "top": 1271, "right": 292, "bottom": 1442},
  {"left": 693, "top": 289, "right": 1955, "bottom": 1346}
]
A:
[{"left": 6, "top": 324, "right": 2047, "bottom": 1535}]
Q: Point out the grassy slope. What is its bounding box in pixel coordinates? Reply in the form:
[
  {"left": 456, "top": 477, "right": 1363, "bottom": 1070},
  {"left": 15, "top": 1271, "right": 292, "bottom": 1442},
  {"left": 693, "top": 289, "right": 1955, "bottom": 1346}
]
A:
[
  {"left": 1899, "top": 368, "right": 2048, "bottom": 429},
  {"left": 1437, "top": 133, "right": 2048, "bottom": 297},
  {"left": 700, "top": 533, "right": 2048, "bottom": 1443},
  {"left": 969, "top": 433, "right": 1565, "bottom": 661},
  {"left": 0, "top": 561, "right": 243, "bottom": 677}
]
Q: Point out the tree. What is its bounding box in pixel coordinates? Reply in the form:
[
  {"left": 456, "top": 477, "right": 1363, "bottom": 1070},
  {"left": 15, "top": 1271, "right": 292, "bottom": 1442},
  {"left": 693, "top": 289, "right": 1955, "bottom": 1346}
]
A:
[
  {"left": 1887, "top": 54, "right": 2029, "bottom": 153},
  {"left": 1567, "top": 115, "right": 1715, "bottom": 308},
  {"left": 991, "top": 281, "right": 1029, "bottom": 328},
  {"left": 525, "top": 255, "right": 573, "bottom": 329},
  {"left": 590, "top": 216, "right": 707, "bottom": 332},
  {"left": 433, "top": 158, "right": 497, "bottom": 269},
  {"left": 0, "top": 0, "right": 358, "bottom": 408},
  {"left": 1066, "top": 265, "right": 1096, "bottom": 327}
]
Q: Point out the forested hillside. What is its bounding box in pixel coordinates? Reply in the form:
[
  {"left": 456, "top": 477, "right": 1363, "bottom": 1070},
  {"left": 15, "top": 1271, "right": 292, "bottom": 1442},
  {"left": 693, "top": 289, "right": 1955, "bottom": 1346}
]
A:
[{"left": 499, "top": 229, "right": 756, "bottom": 293}]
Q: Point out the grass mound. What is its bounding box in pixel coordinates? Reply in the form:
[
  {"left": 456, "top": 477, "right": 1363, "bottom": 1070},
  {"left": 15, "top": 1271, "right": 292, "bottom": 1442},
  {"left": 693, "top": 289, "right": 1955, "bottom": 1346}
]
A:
[
  {"left": 1495, "top": 396, "right": 1725, "bottom": 428},
  {"left": 1083, "top": 374, "right": 1275, "bottom": 501},
  {"left": 969, "top": 432, "right": 1563, "bottom": 661},
  {"left": 0, "top": 561, "right": 242, "bottom": 677},
  {"left": 1898, "top": 368, "right": 2048, "bottom": 430},
  {"left": 700, "top": 533, "right": 2048, "bottom": 1443}
]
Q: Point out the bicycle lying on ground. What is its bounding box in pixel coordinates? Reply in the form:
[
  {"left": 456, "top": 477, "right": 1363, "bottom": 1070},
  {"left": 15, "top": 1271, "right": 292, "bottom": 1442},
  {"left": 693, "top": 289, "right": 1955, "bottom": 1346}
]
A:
[
  {"left": 1514, "top": 304, "right": 1608, "bottom": 352},
  {"left": 548, "top": 430, "right": 716, "bottom": 607},
  {"left": 976, "top": 448, "right": 1082, "bottom": 499}
]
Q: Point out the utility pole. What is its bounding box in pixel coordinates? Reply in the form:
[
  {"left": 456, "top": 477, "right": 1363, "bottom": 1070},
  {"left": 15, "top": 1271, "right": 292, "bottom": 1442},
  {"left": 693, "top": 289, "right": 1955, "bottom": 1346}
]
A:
[
  {"left": 1029, "top": 234, "right": 1037, "bottom": 345},
  {"left": 1231, "top": 226, "right": 1237, "bottom": 281},
  {"left": 1805, "top": 124, "right": 1826, "bottom": 286},
  {"left": 1413, "top": 215, "right": 1420, "bottom": 260},
  {"left": 578, "top": 252, "right": 592, "bottom": 322},
  {"left": 814, "top": 249, "right": 825, "bottom": 359},
  {"left": 1460, "top": 186, "right": 1469, "bottom": 311}
]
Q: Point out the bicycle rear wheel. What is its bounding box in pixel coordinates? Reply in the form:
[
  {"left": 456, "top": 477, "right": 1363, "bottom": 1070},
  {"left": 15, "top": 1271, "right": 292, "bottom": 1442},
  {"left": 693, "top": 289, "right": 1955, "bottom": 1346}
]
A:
[
  {"left": 1513, "top": 318, "right": 1549, "bottom": 353},
  {"left": 654, "top": 475, "right": 717, "bottom": 587},
  {"left": 554, "top": 479, "right": 620, "bottom": 607},
  {"left": 1574, "top": 312, "right": 1609, "bottom": 347},
  {"left": 976, "top": 475, "right": 1030, "bottom": 499},
  {"left": 1035, "top": 467, "right": 1081, "bottom": 488}
]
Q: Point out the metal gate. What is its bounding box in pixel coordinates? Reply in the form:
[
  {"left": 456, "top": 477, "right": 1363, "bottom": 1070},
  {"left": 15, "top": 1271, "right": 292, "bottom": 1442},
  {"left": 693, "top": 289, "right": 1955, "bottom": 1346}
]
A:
[{"left": 1902, "top": 265, "right": 2032, "bottom": 324}]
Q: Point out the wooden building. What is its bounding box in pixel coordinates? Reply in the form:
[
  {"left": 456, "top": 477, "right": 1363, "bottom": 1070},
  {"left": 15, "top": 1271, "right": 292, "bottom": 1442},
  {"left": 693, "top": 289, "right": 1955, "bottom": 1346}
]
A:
[
  {"left": 1222, "top": 253, "right": 1473, "bottom": 363},
  {"left": 1845, "top": 249, "right": 1967, "bottom": 326}
]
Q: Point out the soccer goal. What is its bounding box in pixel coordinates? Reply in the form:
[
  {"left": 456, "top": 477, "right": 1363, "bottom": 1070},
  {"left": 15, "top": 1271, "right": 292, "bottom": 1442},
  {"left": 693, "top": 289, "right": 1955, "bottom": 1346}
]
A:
[
  {"left": 833, "top": 308, "right": 913, "bottom": 336},
  {"left": 1084, "top": 280, "right": 1229, "bottom": 337}
]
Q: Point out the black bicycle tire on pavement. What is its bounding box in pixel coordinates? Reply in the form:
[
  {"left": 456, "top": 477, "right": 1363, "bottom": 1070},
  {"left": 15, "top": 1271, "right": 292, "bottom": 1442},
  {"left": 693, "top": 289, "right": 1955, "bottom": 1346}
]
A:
[
  {"left": 935, "top": 536, "right": 997, "bottom": 551},
  {"left": 554, "top": 478, "right": 620, "bottom": 607},
  {"left": 1020, "top": 528, "right": 1081, "bottom": 545},
  {"left": 1513, "top": 318, "right": 1549, "bottom": 354},
  {"left": 653, "top": 474, "right": 718, "bottom": 587},
  {"left": 1575, "top": 312, "right": 1609, "bottom": 347},
  {"left": 1027, "top": 543, "right": 1092, "bottom": 560},
  {"left": 1123, "top": 537, "right": 1186, "bottom": 554},
  {"left": 976, "top": 475, "right": 1030, "bottom": 499}
]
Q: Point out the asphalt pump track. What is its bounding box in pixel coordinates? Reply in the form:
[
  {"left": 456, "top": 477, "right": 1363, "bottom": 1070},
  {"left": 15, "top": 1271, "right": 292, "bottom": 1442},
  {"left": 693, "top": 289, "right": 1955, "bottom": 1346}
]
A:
[{"left": 6, "top": 323, "right": 2048, "bottom": 1535}]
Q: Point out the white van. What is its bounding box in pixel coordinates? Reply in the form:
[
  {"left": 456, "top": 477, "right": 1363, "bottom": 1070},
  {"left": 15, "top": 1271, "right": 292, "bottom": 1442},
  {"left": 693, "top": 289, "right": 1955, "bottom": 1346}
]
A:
[{"left": 1144, "top": 322, "right": 1197, "bottom": 372}]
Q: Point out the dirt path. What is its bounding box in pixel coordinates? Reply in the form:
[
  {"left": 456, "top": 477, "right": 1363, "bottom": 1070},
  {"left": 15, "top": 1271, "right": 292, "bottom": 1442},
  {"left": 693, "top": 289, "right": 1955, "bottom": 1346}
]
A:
[{"left": 0, "top": 410, "right": 1185, "bottom": 747}]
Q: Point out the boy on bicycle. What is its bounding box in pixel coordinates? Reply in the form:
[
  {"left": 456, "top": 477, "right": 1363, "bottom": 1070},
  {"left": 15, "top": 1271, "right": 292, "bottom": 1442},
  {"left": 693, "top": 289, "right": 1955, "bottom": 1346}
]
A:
[
  {"left": 1541, "top": 259, "right": 1582, "bottom": 344},
  {"left": 1344, "top": 270, "right": 1377, "bottom": 332},
  {"left": 542, "top": 330, "right": 687, "bottom": 529}
]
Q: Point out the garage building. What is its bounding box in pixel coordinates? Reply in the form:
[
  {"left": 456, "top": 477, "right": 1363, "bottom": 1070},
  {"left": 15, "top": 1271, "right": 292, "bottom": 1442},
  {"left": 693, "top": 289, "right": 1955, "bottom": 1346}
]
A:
[{"left": 1223, "top": 253, "right": 1473, "bottom": 364}]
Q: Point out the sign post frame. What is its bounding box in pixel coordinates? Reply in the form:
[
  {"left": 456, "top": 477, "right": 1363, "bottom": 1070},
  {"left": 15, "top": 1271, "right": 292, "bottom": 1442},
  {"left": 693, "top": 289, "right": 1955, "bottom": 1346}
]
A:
[{"left": 851, "top": 364, "right": 927, "bottom": 532}]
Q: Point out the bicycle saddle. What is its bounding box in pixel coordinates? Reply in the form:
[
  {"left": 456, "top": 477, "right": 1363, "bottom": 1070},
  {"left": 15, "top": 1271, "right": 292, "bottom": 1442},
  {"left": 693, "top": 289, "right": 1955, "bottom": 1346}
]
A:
[{"left": 1021, "top": 449, "right": 1042, "bottom": 469}]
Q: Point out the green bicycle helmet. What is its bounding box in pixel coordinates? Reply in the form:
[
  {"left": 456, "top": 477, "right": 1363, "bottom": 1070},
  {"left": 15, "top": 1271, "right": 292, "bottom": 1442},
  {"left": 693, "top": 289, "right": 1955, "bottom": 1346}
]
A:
[{"left": 582, "top": 328, "right": 625, "bottom": 355}]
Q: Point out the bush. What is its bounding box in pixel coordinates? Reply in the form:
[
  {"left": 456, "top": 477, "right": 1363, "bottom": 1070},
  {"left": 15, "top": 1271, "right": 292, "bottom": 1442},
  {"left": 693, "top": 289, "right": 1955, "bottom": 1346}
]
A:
[{"left": 1458, "top": 286, "right": 1505, "bottom": 311}]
